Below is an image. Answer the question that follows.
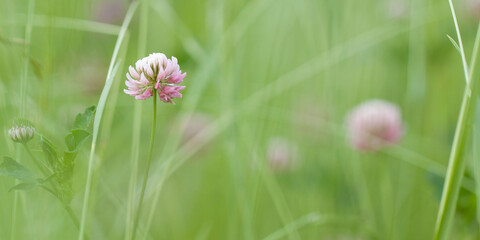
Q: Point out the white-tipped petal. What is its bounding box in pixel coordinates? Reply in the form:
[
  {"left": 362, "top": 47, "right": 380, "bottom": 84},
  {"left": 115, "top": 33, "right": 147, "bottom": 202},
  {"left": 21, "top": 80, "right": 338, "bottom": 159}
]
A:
[{"left": 129, "top": 66, "right": 140, "bottom": 79}]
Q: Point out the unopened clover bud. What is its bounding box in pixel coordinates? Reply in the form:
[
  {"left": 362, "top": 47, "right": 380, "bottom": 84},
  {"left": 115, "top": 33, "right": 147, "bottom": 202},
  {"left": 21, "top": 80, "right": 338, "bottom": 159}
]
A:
[{"left": 8, "top": 119, "right": 35, "bottom": 144}]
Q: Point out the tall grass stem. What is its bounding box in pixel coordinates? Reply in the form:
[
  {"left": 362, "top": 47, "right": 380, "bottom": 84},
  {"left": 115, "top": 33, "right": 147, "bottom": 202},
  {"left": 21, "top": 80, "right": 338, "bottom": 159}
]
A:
[
  {"left": 131, "top": 91, "right": 157, "bottom": 240},
  {"left": 12, "top": 0, "right": 35, "bottom": 237},
  {"left": 433, "top": 5, "right": 480, "bottom": 238},
  {"left": 447, "top": 0, "right": 469, "bottom": 84},
  {"left": 125, "top": 0, "right": 148, "bottom": 238},
  {"left": 77, "top": 3, "right": 138, "bottom": 239}
]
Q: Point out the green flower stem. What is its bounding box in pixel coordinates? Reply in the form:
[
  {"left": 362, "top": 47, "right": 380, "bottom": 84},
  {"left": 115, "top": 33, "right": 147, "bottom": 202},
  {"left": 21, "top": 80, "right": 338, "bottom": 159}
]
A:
[
  {"left": 131, "top": 90, "right": 157, "bottom": 240},
  {"left": 41, "top": 186, "right": 80, "bottom": 227},
  {"left": 22, "top": 143, "right": 52, "bottom": 176},
  {"left": 64, "top": 204, "right": 81, "bottom": 229},
  {"left": 23, "top": 144, "right": 83, "bottom": 235},
  {"left": 23, "top": 144, "right": 56, "bottom": 194}
]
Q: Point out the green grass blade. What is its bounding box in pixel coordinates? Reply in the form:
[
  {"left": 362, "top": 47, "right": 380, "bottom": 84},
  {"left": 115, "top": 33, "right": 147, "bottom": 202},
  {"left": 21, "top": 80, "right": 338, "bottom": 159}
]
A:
[
  {"left": 446, "top": 0, "right": 469, "bottom": 84},
  {"left": 77, "top": 2, "right": 139, "bottom": 239},
  {"left": 13, "top": 0, "right": 35, "bottom": 238},
  {"left": 2, "top": 14, "right": 122, "bottom": 36},
  {"left": 473, "top": 99, "right": 480, "bottom": 228},
  {"left": 260, "top": 165, "right": 302, "bottom": 240},
  {"left": 78, "top": 61, "right": 120, "bottom": 239},
  {"left": 447, "top": 34, "right": 461, "bottom": 54},
  {"left": 20, "top": 0, "right": 35, "bottom": 117},
  {"left": 434, "top": 89, "right": 473, "bottom": 240},
  {"left": 151, "top": 0, "right": 207, "bottom": 62},
  {"left": 433, "top": 14, "right": 480, "bottom": 240},
  {"left": 125, "top": 0, "right": 149, "bottom": 238}
]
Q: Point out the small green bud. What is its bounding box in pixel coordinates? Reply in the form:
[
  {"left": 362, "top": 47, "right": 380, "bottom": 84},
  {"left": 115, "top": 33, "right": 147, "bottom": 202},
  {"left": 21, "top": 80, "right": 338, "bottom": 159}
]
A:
[{"left": 8, "top": 119, "right": 35, "bottom": 143}]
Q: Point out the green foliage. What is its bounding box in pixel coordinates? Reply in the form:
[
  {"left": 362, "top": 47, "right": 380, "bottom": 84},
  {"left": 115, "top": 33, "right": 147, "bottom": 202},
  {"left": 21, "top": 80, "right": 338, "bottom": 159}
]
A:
[
  {"left": 473, "top": 98, "right": 480, "bottom": 227},
  {"left": 2, "top": 106, "right": 95, "bottom": 205},
  {"left": 4, "top": 0, "right": 480, "bottom": 239},
  {"left": 40, "top": 136, "right": 58, "bottom": 167},
  {"left": 55, "top": 106, "right": 96, "bottom": 203},
  {"left": 29, "top": 57, "right": 43, "bottom": 80},
  {"left": 447, "top": 34, "right": 461, "bottom": 54},
  {"left": 9, "top": 182, "right": 39, "bottom": 192},
  {"left": 65, "top": 129, "right": 91, "bottom": 152},
  {"left": 0, "top": 157, "right": 37, "bottom": 182},
  {"left": 73, "top": 106, "right": 96, "bottom": 130}
]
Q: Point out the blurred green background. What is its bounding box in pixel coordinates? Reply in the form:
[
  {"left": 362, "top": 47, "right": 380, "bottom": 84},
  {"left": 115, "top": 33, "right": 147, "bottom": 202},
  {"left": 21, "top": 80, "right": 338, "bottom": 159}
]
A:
[{"left": 1, "top": 0, "right": 480, "bottom": 239}]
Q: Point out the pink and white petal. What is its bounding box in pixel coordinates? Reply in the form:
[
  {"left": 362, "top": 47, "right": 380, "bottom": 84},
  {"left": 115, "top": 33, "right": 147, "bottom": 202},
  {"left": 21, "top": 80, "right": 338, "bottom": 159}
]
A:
[
  {"left": 129, "top": 66, "right": 140, "bottom": 79},
  {"left": 169, "top": 91, "right": 183, "bottom": 99},
  {"left": 171, "top": 56, "right": 178, "bottom": 66},
  {"left": 158, "top": 92, "right": 171, "bottom": 103},
  {"left": 140, "top": 73, "right": 150, "bottom": 85},
  {"left": 155, "top": 81, "right": 161, "bottom": 90},
  {"left": 135, "top": 89, "right": 153, "bottom": 100},
  {"left": 164, "top": 61, "right": 175, "bottom": 76},
  {"left": 135, "top": 60, "right": 144, "bottom": 72},
  {"left": 125, "top": 79, "right": 142, "bottom": 89},
  {"left": 168, "top": 72, "right": 186, "bottom": 84},
  {"left": 174, "top": 85, "right": 186, "bottom": 91},
  {"left": 124, "top": 89, "right": 141, "bottom": 96},
  {"left": 157, "top": 68, "right": 166, "bottom": 81},
  {"left": 126, "top": 73, "right": 138, "bottom": 82},
  {"left": 125, "top": 80, "right": 135, "bottom": 88},
  {"left": 159, "top": 53, "right": 168, "bottom": 68},
  {"left": 162, "top": 86, "right": 174, "bottom": 93},
  {"left": 145, "top": 65, "right": 154, "bottom": 78},
  {"left": 169, "top": 57, "right": 180, "bottom": 73}
]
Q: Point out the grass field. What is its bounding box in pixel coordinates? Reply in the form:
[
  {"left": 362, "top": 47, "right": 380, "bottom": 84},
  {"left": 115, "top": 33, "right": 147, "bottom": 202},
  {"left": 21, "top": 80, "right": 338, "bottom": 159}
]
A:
[{"left": 2, "top": 0, "right": 480, "bottom": 239}]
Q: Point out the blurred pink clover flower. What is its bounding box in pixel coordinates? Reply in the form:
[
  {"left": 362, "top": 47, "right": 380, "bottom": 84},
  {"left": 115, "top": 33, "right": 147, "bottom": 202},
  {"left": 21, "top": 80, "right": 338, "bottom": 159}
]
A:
[{"left": 346, "top": 99, "right": 403, "bottom": 151}]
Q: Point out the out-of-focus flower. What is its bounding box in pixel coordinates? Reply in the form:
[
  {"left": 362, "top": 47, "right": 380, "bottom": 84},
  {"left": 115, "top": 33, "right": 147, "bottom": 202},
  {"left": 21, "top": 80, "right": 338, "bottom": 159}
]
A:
[
  {"left": 124, "top": 53, "right": 187, "bottom": 103},
  {"left": 267, "top": 137, "right": 298, "bottom": 172},
  {"left": 346, "top": 99, "right": 403, "bottom": 152},
  {"left": 466, "top": 0, "right": 480, "bottom": 19},
  {"left": 384, "top": 0, "right": 409, "bottom": 19},
  {"left": 178, "top": 113, "right": 212, "bottom": 154},
  {"left": 8, "top": 119, "right": 35, "bottom": 143},
  {"left": 94, "top": 1, "right": 126, "bottom": 24},
  {"left": 77, "top": 58, "right": 107, "bottom": 95}
]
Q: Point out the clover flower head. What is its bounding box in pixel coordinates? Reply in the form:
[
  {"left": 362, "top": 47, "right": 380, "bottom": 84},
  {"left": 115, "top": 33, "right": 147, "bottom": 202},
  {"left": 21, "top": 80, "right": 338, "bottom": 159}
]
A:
[
  {"left": 385, "top": 0, "right": 408, "bottom": 19},
  {"left": 8, "top": 119, "right": 35, "bottom": 144},
  {"left": 267, "top": 137, "right": 298, "bottom": 172},
  {"left": 467, "top": 0, "right": 480, "bottom": 19},
  {"left": 124, "top": 53, "right": 187, "bottom": 103},
  {"left": 346, "top": 99, "right": 403, "bottom": 152},
  {"left": 94, "top": 1, "right": 126, "bottom": 24}
]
